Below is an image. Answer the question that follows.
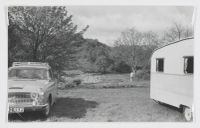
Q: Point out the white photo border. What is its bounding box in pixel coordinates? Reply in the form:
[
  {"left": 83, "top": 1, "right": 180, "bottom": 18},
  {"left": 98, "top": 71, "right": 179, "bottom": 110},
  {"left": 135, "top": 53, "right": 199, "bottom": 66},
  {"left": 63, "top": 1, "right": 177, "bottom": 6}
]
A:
[{"left": 1, "top": 0, "right": 200, "bottom": 128}]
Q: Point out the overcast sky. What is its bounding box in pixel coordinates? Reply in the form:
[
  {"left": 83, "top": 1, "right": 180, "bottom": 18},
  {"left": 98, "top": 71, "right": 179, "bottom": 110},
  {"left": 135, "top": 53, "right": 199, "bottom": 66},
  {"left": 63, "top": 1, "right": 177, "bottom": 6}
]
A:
[{"left": 67, "top": 6, "right": 194, "bottom": 46}]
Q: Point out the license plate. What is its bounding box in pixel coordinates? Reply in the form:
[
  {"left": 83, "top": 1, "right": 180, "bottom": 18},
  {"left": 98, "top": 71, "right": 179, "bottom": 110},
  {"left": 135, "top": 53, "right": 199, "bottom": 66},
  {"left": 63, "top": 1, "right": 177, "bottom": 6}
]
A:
[{"left": 9, "top": 107, "right": 24, "bottom": 113}]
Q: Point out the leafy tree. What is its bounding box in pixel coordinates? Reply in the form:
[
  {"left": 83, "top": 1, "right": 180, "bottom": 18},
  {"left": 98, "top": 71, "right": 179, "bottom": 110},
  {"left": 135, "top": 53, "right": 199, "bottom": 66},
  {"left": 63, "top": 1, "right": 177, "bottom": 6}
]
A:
[
  {"left": 95, "top": 56, "right": 111, "bottom": 73},
  {"left": 8, "top": 6, "right": 88, "bottom": 78},
  {"left": 85, "top": 40, "right": 110, "bottom": 63},
  {"left": 75, "top": 38, "right": 112, "bottom": 73},
  {"left": 112, "top": 60, "right": 131, "bottom": 73},
  {"left": 8, "top": 22, "right": 22, "bottom": 66}
]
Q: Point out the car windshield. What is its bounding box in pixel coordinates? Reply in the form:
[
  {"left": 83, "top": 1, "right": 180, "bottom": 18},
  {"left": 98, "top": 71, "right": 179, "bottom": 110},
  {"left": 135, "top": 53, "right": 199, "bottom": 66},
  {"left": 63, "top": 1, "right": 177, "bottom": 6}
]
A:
[{"left": 8, "top": 68, "right": 48, "bottom": 80}]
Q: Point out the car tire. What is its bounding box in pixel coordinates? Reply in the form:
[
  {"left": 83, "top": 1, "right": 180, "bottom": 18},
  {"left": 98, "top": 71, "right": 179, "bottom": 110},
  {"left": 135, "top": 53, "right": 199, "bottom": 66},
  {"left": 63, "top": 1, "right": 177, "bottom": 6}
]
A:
[
  {"left": 42, "top": 99, "right": 51, "bottom": 118},
  {"left": 183, "top": 106, "right": 193, "bottom": 121}
]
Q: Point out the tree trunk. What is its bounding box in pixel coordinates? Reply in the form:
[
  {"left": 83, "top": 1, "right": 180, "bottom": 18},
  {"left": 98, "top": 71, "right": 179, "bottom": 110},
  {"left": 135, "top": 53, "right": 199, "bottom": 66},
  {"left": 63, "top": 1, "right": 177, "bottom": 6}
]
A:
[
  {"left": 132, "top": 66, "right": 137, "bottom": 74},
  {"left": 32, "top": 48, "right": 37, "bottom": 61},
  {"left": 32, "top": 43, "right": 38, "bottom": 61}
]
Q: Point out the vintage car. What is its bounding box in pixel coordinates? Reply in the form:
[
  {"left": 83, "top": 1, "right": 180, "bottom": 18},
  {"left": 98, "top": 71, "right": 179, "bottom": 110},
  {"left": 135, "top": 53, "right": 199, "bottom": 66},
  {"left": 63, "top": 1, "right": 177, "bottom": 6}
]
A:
[{"left": 8, "top": 62, "right": 57, "bottom": 117}]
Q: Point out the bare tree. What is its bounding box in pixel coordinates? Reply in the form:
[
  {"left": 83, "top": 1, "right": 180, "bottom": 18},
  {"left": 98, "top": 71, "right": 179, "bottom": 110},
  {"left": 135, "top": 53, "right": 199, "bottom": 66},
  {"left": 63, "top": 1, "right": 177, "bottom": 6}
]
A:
[
  {"left": 114, "top": 28, "right": 142, "bottom": 73},
  {"left": 140, "top": 31, "right": 159, "bottom": 70},
  {"left": 162, "top": 22, "right": 193, "bottom": 44},
  {"left": 114, "top": 28, "right": 159, "bottom": 74},
  {"left": 142, "top": 31, "right": 159, "bottom": 48},
  {"left": 183, "top": 26, "right": 193, "bottom": 38}
]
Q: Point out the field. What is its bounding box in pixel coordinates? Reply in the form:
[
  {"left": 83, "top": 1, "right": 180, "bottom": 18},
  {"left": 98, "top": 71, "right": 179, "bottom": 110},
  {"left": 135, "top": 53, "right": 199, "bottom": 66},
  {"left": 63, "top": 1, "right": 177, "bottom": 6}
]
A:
[{"left": 8, "top": 72, "right": 186, "bottom": 122}]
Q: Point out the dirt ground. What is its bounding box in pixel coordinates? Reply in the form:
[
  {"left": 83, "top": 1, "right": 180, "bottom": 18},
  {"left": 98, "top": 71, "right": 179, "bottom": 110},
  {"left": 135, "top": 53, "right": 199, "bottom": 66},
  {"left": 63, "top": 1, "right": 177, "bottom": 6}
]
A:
[{"left": 8, "top": 73, "right": 186, "bottom": 122}]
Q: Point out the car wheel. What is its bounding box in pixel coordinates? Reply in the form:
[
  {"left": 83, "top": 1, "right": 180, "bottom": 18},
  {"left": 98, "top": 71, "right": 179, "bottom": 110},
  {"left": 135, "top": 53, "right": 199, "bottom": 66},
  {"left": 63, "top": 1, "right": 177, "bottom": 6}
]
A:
[
  {"left": 53, "top": 97, "right": 57, "bottom": 105},
  {"left": 183, "top": 106, "right": 193, "bottom": 121},
  {"left": 42, "top": 99, "right": 51, "bottom": 117}
]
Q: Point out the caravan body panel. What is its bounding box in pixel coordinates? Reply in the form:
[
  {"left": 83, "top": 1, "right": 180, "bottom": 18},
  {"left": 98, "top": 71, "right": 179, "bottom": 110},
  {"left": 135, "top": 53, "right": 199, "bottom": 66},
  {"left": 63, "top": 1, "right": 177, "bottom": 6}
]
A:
[{"left": 150, "top": 38, "right": 193, "bottom": 108}]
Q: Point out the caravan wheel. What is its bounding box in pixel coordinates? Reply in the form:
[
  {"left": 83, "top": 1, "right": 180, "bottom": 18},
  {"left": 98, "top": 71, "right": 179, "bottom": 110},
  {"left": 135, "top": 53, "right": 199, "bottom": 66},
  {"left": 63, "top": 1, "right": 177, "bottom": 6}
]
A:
[{"left": 183, "top": 107, "right": 193, "bottom": 121}]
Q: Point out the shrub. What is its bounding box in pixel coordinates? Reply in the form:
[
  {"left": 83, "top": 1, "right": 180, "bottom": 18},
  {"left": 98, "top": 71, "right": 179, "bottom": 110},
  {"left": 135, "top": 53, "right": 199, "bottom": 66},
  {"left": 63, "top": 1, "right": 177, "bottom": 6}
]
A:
[
  {"left": 113, "top": 61, "right": 131, "bottom": 73},
  {"left": 135, "top": 70, "right": 150, "bottom": 80},
  {"left": 73, "top": 79, "right": 82, "bottom": 85}
]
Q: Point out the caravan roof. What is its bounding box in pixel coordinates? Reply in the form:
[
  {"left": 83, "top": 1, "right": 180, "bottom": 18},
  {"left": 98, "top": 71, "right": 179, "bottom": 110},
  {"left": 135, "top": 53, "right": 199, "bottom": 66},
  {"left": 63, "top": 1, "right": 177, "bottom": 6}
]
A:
[{"left": 153, "top": 37, "right": 194, "bottom": 54}]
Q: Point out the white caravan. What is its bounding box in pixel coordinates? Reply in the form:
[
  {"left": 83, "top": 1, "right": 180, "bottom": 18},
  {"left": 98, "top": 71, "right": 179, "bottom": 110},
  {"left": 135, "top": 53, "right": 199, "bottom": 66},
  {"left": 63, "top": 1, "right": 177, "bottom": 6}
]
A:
[{"left": 150, "top": 38, "right": 193, "bottom": 121}]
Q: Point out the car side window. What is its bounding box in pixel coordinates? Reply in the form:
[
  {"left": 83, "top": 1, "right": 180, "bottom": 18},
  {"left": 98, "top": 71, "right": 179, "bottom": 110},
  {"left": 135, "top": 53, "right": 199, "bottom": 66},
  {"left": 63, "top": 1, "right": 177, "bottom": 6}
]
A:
[{"left": 49, "top": 69, "right": 54, "bottom": 80}]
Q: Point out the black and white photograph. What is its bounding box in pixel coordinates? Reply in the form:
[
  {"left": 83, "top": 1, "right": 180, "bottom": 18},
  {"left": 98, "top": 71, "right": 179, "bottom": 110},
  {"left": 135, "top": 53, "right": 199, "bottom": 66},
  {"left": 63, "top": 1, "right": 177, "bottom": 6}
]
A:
[{"left": 7, "top": 5, "right": 194, "bottom": 122}]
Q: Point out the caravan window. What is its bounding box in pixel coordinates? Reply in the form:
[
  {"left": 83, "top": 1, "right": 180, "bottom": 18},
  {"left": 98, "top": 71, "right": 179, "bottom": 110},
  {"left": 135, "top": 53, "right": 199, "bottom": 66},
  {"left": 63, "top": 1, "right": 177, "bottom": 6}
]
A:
[
  {"left": 156, "top": 58, "right": 164, "bottom": 72},
  {"left": 184, "top": 56, "right": 193, "bottom": 74}
]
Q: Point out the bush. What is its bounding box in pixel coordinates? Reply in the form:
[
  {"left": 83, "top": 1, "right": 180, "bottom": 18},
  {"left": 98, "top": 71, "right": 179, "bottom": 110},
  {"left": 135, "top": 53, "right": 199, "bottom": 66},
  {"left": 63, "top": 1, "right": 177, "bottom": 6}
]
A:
[
  {"left": 135, "top": 70, "right": 150, "bottom": 80},
  {"left": 113, "top": 61, "right": 131, "bottom": 73},
  {"left": 73, "top": 79, "right": 82, "bottom": 85},
  {"left": 60, "top": 79, "right": 82, "bottom": 89}
]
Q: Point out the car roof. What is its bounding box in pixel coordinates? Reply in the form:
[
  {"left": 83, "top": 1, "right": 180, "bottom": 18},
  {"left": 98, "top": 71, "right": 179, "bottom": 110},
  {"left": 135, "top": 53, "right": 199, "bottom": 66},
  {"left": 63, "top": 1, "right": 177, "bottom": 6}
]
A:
[
  {"left": 9, "top": 62, "right": 51, "bottom": 70},
  {"left": 9, "top": 65, "right": 50, "bottom": 69}
]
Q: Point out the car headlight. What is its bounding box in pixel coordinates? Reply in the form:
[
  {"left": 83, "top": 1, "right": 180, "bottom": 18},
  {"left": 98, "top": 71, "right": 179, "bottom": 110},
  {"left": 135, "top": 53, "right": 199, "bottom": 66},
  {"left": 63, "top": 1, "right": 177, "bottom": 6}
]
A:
[
  {"left": 31, "top": 92, "right": 39, "bottom": 99},
  {"left": 38, "top": 88, "right": 44, "bottom": 95}
]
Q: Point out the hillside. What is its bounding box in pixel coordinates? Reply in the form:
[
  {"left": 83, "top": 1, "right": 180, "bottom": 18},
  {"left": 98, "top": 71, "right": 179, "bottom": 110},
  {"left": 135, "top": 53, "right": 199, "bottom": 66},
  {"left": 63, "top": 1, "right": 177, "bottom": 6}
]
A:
[{"left": 68, "top": 38, "right": 111, "bottom": 72}]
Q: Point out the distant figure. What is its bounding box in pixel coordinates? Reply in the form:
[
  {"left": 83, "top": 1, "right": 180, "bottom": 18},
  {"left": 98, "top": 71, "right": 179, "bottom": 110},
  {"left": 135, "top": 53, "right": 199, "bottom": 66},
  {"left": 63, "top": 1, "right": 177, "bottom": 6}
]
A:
[{"left": 130, "top": 71, "right": 135, "bottom": 82}]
